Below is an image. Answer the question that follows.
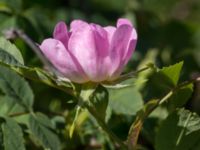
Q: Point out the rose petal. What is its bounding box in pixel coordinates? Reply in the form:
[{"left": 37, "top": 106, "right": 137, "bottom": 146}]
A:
[
  {"left": 91, "top": 23, "right": 109, "bottom": 57},
  {"left": 104, "top": 26, "right": 116, "bottom": 45},
  {"left": 40, "top": 38, "right": 88, "bottom": 83},
  {"left": 108, "top": 25, "right": 133, "bottom": 78},
  {"left": 90, "top": 23, "right": 110, "bottom": 81},
  {"left": 117, "top": 18, "right": 133, "bottom": 27},
  {"left": 53, "top": 22, "right": 69, "bottom": 48},
  {"left": 122, "top": 29, "right": 137, "bottom": 64},
  {"left": 70, "top": 20, "right": 88, "bottom": 32},
  {"left": 110, "top": 27, "right": 137, "bottom": 79}
]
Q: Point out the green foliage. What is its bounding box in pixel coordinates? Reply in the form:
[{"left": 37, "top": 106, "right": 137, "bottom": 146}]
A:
[
  {"left": 0, "top": 66, "right": 34, "bottom": 112},
  {"left": 127, "top": 61, "right": 194, "bottom": 149},
  {"left": 156, "top": 109, "right": 200, "bottom": 150},
  {"left": 0, "top": 34, "right": 62, "bottom": 150},
  {"left": 109, "top": 86, "right": 143, "bottom": 115},
  {"left": 145, "top": 61, "right": 184, "bottom": 100},
  {"left": 159, "top": 61, "right": 183, "bottom": 86},
  {"left": 28, "top": 113, "right": 61, "bottom": 150},
  {"left": 0, "top": 96, "right": 25, "bottom": 115},
  {"left": 0, "top": 49, "right": 21, "bottom": 66},
  {"left": 1, "top": 117, "right": 25, "bottom": 150},
  {"left": 144, "top": 62, "right": 194, "bottom": 112},
  {"left": 0, "top": 37, "right": 24, "bottom": 65},
  {"left": 168, "top": 83, "right": 193, "bottom": 110}
]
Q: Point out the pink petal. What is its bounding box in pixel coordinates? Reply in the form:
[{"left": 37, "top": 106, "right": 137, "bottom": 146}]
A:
[
  {"left": 110, "top": 26, "right": 137, "bottom": 80},
  {"left": 104, "top": 26, "right": 116, "bottom": 45},
  {"left": 122, "top": 30, "right": 137, "bottom": 64},
  {"left": 53, "top": 22, "right": 69, "bottom": 48},
  {"left": 90, "top": 23, "right": 109, "bottom": 57},
  {"left": 108, "top": 25, "right": 133, "bottom": 78},
  {"left": 111, "top": 40, "right": 137, "bottom": 79},
  {"left": 70, "top": 20, "right": 88, "bottom": 32},
  {"left": 90, "top": 23, "right": 110, "bottom": 81},
  {"left": 117, "top": 18, "right": 133, "bottom": 27},
  {"left": 68, "top": 22, "right": 110, "bottom": 82},
  {"left": 40, "top": 38, "right": 88, "bottom": 83}
]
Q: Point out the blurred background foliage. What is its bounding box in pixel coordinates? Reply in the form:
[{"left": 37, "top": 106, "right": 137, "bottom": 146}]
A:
[{"left": 0, "top": 0, "right": 200, "bottom": 150}]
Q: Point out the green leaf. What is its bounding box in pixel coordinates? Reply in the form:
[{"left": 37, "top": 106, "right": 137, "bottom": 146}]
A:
[
  {"left": 145, "top": 61, "right": 184, "bottom": 99},
  {"left": 0, "top": 66, "right": 34, "bottom": 111},
  {"left": 0, "top": 96, "right": 25, "bottom": 115},
  {"left": 1, "top": 117, "right": 25, "bottom": 150},
  {"left": 159, "top": 61, "right": 183, "bottom": 86},
  {"left": 168, "top": 83, "right": 193, "bottom": 110},
  {"left": 33, "top": 113, "right": 54, "bottom": 129},
  {"left": 90, "top": 85, "right": 109, "bottom": 120},
  {"left": 28, "top": 113, "right": 61, "bottom": 150},
  {"left": 0, "top": 37, "right": 24, "bottom": 65},
  {"left": 0, "top": 48, "right": 22, "bottom": 66},
  {"left": 109, "top": 86, "right": 143, "bottom": 115},
  {"left": 155, "top": 109, "right": 200, "bottom": 150}
]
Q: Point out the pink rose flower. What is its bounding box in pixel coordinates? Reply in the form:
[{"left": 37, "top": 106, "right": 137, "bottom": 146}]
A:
[{"left": 40, "top": 18, "right": 137, "bottom": 83}]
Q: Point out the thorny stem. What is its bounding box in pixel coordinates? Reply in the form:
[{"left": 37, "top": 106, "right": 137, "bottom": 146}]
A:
[{"left": 127, "top": 76, "right": 200, "bottom": 150}]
